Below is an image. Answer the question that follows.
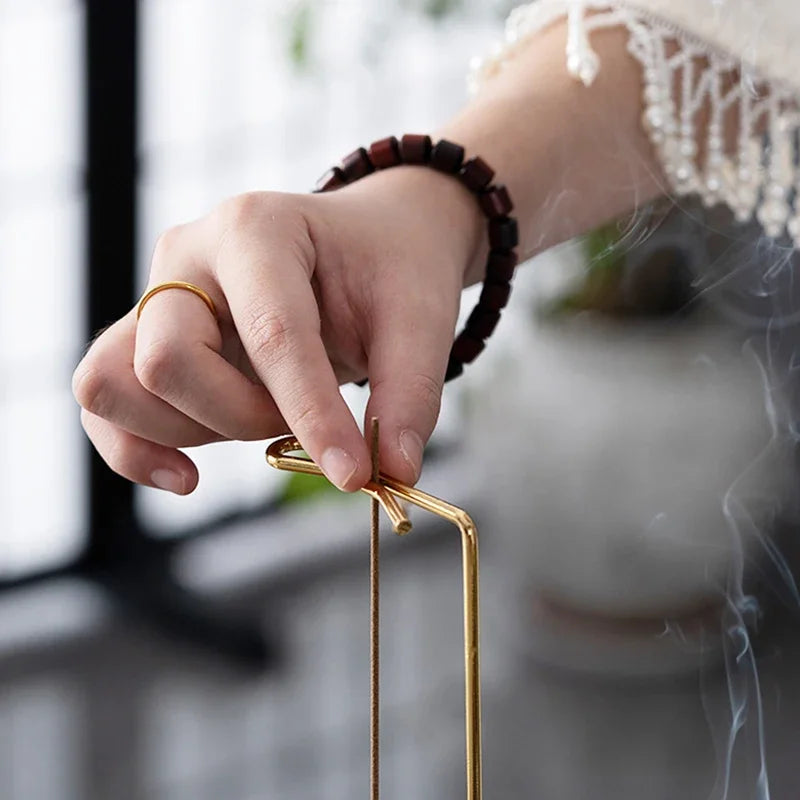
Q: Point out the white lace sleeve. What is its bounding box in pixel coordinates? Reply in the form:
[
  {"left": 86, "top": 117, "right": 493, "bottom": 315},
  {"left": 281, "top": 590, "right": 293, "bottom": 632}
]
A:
[{"left": 469, "top": 1, "right": 800, "bottom": 247}]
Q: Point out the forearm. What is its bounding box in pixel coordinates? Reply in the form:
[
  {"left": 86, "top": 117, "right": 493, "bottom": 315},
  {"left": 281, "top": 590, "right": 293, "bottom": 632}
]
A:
[
  {"left": 343, "top": 19, "right": 663, "bottom": 289},
  {"left": 439, "top": 19, "right": 663, "bottom": 283}
]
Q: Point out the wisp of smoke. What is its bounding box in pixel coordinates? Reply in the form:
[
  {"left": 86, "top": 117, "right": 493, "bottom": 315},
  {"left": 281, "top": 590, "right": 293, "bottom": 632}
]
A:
[{"left": 692, "top": 213, "right": 800, "bottom": 800}]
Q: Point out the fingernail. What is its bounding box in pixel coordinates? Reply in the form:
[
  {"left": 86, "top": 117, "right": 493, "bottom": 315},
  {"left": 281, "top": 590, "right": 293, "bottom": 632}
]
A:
[
  {"left": 320, "top": 447, "right": 358, "bottom": 490},
  {"left": 151, "top": 468, "right": 185, "bottom": 494},
  {"left": 399, "top": 429, "right": 424, "bottom": 481}
]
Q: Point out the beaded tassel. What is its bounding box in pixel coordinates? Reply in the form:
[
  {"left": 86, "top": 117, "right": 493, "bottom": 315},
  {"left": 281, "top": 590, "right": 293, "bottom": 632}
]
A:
[{"left": 469, "top": 0, "right": 800, "bottom": 247}]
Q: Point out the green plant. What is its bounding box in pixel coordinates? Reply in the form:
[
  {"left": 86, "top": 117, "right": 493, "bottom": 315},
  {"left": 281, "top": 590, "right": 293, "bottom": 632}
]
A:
[
  {"left": 277, "top": 470, "right": 342, "bottom": 506},
  {"left": 288, "top": 2, "right": 313, "bottom": 70},
  {"left": 544, "top": 214, "right": 695, "bottom": 318},
  {"left": 547, "top": 222, "right": 628, "bottom": 316},
  {"left": 419, "top": 0, "right": 464, "bottom": 20}
]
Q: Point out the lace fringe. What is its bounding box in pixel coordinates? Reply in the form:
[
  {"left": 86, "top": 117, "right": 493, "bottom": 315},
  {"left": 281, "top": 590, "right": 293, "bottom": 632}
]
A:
[{"left": 469, "top": 1, "right": 800, "bottom": 247}]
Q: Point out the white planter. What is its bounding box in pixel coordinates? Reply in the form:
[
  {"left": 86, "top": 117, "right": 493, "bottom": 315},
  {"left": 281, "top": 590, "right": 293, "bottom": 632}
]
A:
[{"left": 465, "top": 303, "right": 794, "bottom": 675}]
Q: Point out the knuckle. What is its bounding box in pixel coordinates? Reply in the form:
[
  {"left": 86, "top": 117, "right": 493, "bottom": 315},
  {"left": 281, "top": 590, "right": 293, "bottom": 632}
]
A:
[
  {"left": 369, "top": 369, "right": 442, "bottom": 424},
  {"left": 151, "top": 225, "right": 186, "bottom": 272},
  {"left": 214, "top": 191, "right": 313, "bottom": 268},
  {"left": 408, "top": 371, "right": 442, "bottom": 420},
  {"left": 246, "top": 306, "right": 296, "bottom": 368},
  {"left": 134, "top": 338, "right": 183, "bottom": 396},
  {"left": 289, "top": 395, "right": 321, "bottom": 437},
  {"left": 217, "top": 191, "right": 278, "bottom": 235},
  {"left": 72, "top": 361, "right": 112, "bottom": 417},
  {"left": 102, "top": 433, "right": 132, "bottom": 477}
]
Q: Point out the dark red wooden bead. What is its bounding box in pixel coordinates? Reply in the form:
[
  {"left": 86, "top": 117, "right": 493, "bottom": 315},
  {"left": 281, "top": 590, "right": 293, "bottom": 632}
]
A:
[
  {"left": 467, "top": 307, "right": 501, "bottom": 339},
  {"left": 489, "top": 216, "right": 519, "bottom": 249},
  {"left": 445, "top": 357, "right": 464, "bottom": 382},
  {"left": 341, "top": 147, "right": 374, "bottom": 181},
  {"left": 479, "top": 184, "right": 513, "bottom": 218},
  {"left": 479, "top": 281, "right": 512, "bottom": 311},
  {"left": 314, "top": 167, "right": 346, "bottom": 192},
  {"left": 430, "top": 139, "right": 465, "bottom": 173},
  {"left": 459, "top": 156, "right": 495, "bottom": 191},
  {"left": 318, "top": 134, "right": 519, "bottom": 386},
  {"left": 399, "top": 134, "right": 432, "bottom": 164},
  {"left": 452, "top": 331, "right": 485, "bottom": 364},
  {"left": 486, "top": 249, "right": 518, "bottom": 281},
  {"left": 368, "top": 136, "right": 401, "bottom": 169}
]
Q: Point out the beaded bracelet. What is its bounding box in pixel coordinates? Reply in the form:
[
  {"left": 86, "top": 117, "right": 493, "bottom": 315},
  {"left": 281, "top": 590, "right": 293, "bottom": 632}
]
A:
[{"left": 313, "top": 134, "right": 518, "bottom": 382}]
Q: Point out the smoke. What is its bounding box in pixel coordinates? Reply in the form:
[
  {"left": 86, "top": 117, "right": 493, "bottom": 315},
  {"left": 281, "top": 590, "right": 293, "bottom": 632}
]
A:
[
  {"left": 691, "top": 211, "right": 800, "bottom": 800},
  {"left": 572, "top": 197, "right": 799, "bottom": 798}
]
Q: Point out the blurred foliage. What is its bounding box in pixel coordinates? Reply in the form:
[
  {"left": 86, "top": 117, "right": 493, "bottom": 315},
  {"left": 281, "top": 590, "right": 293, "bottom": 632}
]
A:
[
  {"left": 547, "top": 223, "right": 628, "bottom": 316},
  {"left": 277, "top": 469, "right": 341, "bottom": 506},
  {"left": 286, "top": 0, "right": 513, "bottom": 70},
  {"left": 287, "top": 1, "right": 312, "bottom": 69},
  {"left": 545, "top": 220, "right": 694, "bottom": 318},
  {"left": 406, "top": 0, "right": 517, "bottom": 19},
  {"left": 408, "top": 0, "right": 465, "bottom": 19}
]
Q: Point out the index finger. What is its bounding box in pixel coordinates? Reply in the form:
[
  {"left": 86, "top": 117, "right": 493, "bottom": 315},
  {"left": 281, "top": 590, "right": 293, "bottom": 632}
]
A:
[{"left": 215, "top": 203, "right": 370, "bottom": 490}]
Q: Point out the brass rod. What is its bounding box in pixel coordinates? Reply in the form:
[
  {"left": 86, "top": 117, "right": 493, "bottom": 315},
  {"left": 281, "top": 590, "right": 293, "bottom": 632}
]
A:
[
  {"left": 266, "top": 445, "right": 411, "bottom": 535},
  {"left": 266, "top": 436, "right": 482, "bottom": 800}
]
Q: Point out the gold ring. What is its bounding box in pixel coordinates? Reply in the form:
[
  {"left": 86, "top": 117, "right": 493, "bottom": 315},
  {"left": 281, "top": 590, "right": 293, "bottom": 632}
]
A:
[{"left": 136, "top": 281, "right": 218, "bottom": 321}]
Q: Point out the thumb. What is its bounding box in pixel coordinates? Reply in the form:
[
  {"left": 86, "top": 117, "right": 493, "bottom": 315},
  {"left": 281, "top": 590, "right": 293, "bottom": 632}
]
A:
[{"left": 364, "top": 295, "right": 457, "bottom": 485}]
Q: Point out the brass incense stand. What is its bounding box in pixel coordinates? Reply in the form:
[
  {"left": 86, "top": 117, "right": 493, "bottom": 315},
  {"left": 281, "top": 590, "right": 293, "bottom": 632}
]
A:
[{"left": 266, "top": 434, "right": 482, "bottom": 800}]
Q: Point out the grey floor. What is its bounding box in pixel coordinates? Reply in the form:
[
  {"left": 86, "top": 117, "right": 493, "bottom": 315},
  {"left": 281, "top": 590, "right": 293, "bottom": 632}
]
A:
[{"left": 0, "top": 521, "right": 798, "bottom": 800}]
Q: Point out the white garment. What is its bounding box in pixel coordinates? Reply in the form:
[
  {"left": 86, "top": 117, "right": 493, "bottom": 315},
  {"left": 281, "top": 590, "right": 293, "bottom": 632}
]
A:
[
  {"left": 628, "top": 0, "right": 800, "bottom": 91},
  {"left": 470, "top": 1, "right": 800, "bottom": 246}
]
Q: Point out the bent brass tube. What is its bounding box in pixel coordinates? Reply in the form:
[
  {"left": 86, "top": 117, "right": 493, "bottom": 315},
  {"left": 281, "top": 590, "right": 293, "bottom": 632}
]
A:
[{"left": 266, "top": 436, "right": 482, "bottom": 800}]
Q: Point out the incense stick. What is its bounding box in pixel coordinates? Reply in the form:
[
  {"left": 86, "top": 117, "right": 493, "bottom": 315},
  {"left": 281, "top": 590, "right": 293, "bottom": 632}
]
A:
[{"left": 370, "top": 418, "right": 380, "bottom": 800}]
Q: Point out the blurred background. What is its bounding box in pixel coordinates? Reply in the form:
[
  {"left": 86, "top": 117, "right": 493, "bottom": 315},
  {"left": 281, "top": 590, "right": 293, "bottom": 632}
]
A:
[{"left": 1, "top": 0, "right": 800, "bottom": 798}]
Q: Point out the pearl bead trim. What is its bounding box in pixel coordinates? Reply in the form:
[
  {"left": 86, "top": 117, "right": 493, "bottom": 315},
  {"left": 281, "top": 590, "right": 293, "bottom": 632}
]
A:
[{"left": 469, "top": 1, "right": 800, "bottom": 247}]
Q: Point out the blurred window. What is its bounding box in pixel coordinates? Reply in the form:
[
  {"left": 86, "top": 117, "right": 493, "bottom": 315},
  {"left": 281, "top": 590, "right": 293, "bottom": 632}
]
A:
[
  {"left": 0, "top": 1, "right": 86, "bottom": 578},
  {"left": 0, "top": 0, "right": 501, "bottom": 568}
]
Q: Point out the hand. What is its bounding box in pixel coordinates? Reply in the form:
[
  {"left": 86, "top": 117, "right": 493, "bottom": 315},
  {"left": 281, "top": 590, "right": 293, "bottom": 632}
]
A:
[
  {"left": 72, "top": 167, "right": 483, "bottom": 494},
  {"left": 73, "top": 18, "right": 666, "bottom": 497}
]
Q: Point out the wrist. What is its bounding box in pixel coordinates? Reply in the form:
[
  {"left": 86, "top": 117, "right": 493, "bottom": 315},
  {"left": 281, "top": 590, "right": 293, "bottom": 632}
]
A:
[
  {"left": 336, "top": 157, "right": 488, "bottom": 288},
  {"left": 313, "top": 134, "right": 520, "bottom": 382},
  {"left": 440, "top": 20, "right": 664, "bottom": 263}
]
